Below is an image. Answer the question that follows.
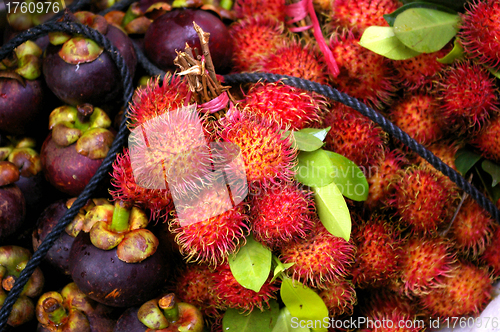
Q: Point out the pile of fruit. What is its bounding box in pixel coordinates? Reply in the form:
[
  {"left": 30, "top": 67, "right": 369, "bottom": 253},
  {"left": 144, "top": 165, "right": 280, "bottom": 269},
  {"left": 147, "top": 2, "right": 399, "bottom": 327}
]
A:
[{"left": 1, "top": 0, "right": 500, "bottom": 331}]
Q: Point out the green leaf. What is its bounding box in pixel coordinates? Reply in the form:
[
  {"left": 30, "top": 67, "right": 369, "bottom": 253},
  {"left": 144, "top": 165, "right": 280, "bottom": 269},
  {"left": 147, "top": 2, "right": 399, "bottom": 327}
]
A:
[
  {"left": 482, "top": 160, "right": 500, "bottom": 187},
  {"left": 280, "top": 277, "right": 329, "bottom": 332},
  {"left": 324, "top": 151, "right": 369, "bottom": 201},
  {"left": 229, "top": 236, "right": 272, "bottom": 292},
  {"left": 359, "top": 26, "right": 421, "bottom": 60},
  {"left": 400, "top": 0, "right": 468, "bottom": 12},
  {"left": 490, "top": 184, "right": 500, "bottom": 203},
  {"left": 291, "top": 131, "right": 325, "bottom": 152},
  {"left": 312, "top": 182, "right": 351, "bottom": 241},
  {"left": 272, "top": 307, "right": 311, "bottom": 332},
  {"left": 437, "top": 38, "right": 464, "bottom": 64},
  {"left": 271, "top": 256, "right": 295, "bottom": 282},
  {"left": 393, "top": 8, "right": 460, "bottom": 53},
  {"left": 454, "top": 147, "right": 483, "bottom": 175},
  {"left": 222, "top": 300, "right": 280, "bottom": 332},
  {"left": 384, "top": 1, "right": 457, "bottom": 26},
  {"left": 486, "top": 65, "right": 500, "bottom": 79},
  {"left": 299, "top": 127, "right": 331, "bottom": 142},
  {"left": 295, "top": 149, "right": 335, "bottom": 187}
]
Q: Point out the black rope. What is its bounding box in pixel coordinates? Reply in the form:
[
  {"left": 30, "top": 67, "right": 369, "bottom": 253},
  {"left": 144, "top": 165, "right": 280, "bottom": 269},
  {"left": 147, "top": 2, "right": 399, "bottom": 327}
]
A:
[{"left": 0, "top": 21, "right": 133, "bottom": 331}]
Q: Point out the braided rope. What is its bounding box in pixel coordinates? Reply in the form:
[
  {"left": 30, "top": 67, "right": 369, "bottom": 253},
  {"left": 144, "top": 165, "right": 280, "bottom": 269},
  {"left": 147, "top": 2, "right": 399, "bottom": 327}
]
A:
[{"left": 0, "top": 21, "right": 133, "bottom": 330}]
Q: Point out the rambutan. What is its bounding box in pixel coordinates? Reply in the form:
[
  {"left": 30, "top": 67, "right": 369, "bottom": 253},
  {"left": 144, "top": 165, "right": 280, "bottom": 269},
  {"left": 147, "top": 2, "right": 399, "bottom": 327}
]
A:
[
  {"left": 128, "top": 73, "right": 189, "bottom": 129},
  {"left": 390, "top": 165, "right": 459, "bottom": 234},
  {"left": 218, "top": 110, "right": 297, "bottom": 187},
  {"left": 435, "top": 60, "right": 499, "bottom": 134},
  {"left": 210, "top": 262, "right": 280, "bottom": 312},
  {"left": 109, "top": 148, "right": 174, "bottom": 219},
  {"left": 470, "top": 114, "right": 500, "bottom": 162},
  {"left": 169, "top": 181, "right": 250, "bottom": 266},
  {"left": 228, "top": 16, "right": 286, "bottom": 73},
  {"left": 447, "top": 196, "right": 495, "bottom": 258},
  {"left": 241, "top": 81, "right": 327, "bottom": 130},
  {"left": 388, "top": 92, "right": 446, "bottom": 146},
  {"left": 365, "top": 149, "right": 409, "bottom": 210},
  {"left": 249, "top": 181, "right": 315, "bottom": 250},
  {"left": 330, "top": 0, "right": 402, "bottom": 34},
  {"left": 327, "top": 30, "right": 397, "bottom": 109},
  {"left": 351, "top": 214, "right": 404, "bottom": 289},
  {"left": 258, "top": 40, "right": 328, "bottom": 84},
  {"left": 233, "top": 0, "right": 286, "bottom": 22},
  {"left": 459, "top": 0, "right": 500, "bottom": 70},
  {"left": 398, "top": 236, "right": 456, "bottom": 297},
  {"left": 323, "top": 102, "right": 387, "bottom": 172},
  {"left": 318, "top": 279, "right": 357, "bottom": 317},
  {"left": 173, "top": 263, "right": 220, "bottom": 318},
  {"left": 420, "top": 260, "right": 493, "bottom": 318},
  {"left": 480, "top": 223, "right": 500, "bottom": 278},
  {"left": 279, "top": 220, "right": 356, "bottom": 289}
]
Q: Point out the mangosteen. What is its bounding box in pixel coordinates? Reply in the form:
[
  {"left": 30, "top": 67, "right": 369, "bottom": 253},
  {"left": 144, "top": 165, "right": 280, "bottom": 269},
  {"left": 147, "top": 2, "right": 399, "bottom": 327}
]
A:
[
  {"left": 69, "top": 200, "right": 171, "bottom": 307},
  {"left": 42, "top": 11, "right": 137, "bottom": 106},
  {"left": 36, "top": 282, "right": 118, "bottom": 332},
  {"left": 0, "top": 245, "right": 44, "bottom": 327},
  {"left": 0, "top": 160, "right": 26, "bottom": 240},
  {"left": 40, "top": 103, "right": 115, "bottom": 196},
  {"left": 0, "top": 40, "right": 48, "bottom": 136},
  {"left": 143, "top": 8, "right": 233, "bottom": 74}
]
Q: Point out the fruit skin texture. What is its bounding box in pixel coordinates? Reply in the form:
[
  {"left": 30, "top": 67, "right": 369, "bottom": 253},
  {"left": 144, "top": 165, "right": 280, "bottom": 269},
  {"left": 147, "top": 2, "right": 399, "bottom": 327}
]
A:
[
  {"left": 435, "top": 60, "right": 499, "bottom": 133},
  {"left": 318, "top": 279, "right": 357, "bottom": 317},
  {"left": 144, "top": 9, "right": 233, "bottom": 74},
  {"left": 459, "top": 0, "right": 500, "bottom": 70},
  {"left": 249, "top": 181, "right": 315, "bottom": 250},
  {"left": 420, "top": 260, "right": 493, "bottom": 318},
  {"left": 447, "top": 197, "right": 495, "bottom": 258},
  {"left": 228, "top": 16, "right": 286, "bottom": 73},
  {"left": 471, "top": 115, "right": 500, "bottom": 163},
  {"left": 233, "top": 0, "right": 285, "bottom": 22},
  {"left": 351, "top": 215, "right": 404, "bottom": 289},
  {"left": 323, "top": 102, "right": 387, "bottom": 173},
  {"left": 0, "top": 184, "right": 25, "bottom": 240},
  {"left": 390, "top": 165, "right": 459, "bottom": 234},
  {"left": 480, "top": 224, "right": 500, "bottom": 278},
  {"left": 279, "top": 221, "right": 356, "bottom": 289},
  {"left": 210, "top": 262, "right": 280, "bottom": 313},
  {"left": 398, "top": 236, "right": 456, "bottom": 297},
  {"left": 242, "top": 81, "right": 326, "bottom": 130}
]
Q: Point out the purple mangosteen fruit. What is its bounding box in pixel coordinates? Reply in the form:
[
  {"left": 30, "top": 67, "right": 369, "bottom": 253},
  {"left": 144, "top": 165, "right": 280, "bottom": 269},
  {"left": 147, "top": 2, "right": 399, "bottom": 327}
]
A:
[{"left": 0, "top": 160, "right": 26, "bottom": 240}]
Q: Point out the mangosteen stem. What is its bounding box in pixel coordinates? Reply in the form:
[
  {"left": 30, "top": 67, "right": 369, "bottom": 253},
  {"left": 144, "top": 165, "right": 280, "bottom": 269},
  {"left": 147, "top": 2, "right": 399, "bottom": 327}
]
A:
[
  {"left": 43, "top": 297, "right": 68, "bottom": 325},
  {"left": 159, "top": 293, "right": 179, "bottom": 323},
  {"left": 75, "top": 104, "right": 94, "bottom": 128},
  {"left": 109, "top": 201, "right": 131, "bottom": 233},
  {"left": 2, "top": 276, "right": 16, "bottom": 292}
]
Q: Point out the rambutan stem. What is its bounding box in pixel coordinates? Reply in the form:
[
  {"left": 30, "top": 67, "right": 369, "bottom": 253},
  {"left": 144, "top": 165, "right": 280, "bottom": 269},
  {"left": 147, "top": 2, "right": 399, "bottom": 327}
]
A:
[
  {"left": 109, "top": 200, "right": 131, "bottom": 233},
  {"left": 441, "top": 173, "right": 473, "bottom": 237}
]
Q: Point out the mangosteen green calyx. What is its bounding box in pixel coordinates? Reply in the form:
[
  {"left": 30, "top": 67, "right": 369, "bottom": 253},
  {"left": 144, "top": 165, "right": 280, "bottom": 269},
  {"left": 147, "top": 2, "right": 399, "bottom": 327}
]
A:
[
  {"left": 69, "top": 200, "right": 171, "bottom": 307},
  {"left": 0, "top": 245, "right": 44, "bottom": 327},
  {"left": 40, "top": 103, "right": 115, "bottom": 196}
]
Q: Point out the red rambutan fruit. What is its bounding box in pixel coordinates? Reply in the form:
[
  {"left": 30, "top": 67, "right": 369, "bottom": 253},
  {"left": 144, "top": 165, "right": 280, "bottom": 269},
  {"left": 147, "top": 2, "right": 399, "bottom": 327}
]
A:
[
  {"left": 234, "top": 0, "right": 286, "bottom": 22},
  {"left": 459, "top": 0, "right": 500, "bottom": 70},
  {"left": 173, "top": 263, "right": 220, "bottom": 318},
  {"left": 218, "top": 110, "right": 297, "bottom": 187},
  {"left": 388, "top": 92, "right": 446, "bottom": 146},
  {"left": 351, "top": 214, "right": 404, "bottom": 289},
  {"left": 390, "top": 165, "right": 459, "bottom": 234},
  {"left": 109, "top": 148, "right": 174, "bottom": 219},
  {"left": 328, "top": 31, "right": 397, "bottom": 109},
  {"left": 210, "top": 262, "right": 280, "bottom": 312},
  {"left": 470, "top": 114, "right": 500, "bottom": 163},
  {"left": 318, "top": 279, "right": 357, "bottom": 317},
  {"left": 398, "top": 236, "right": 456, "bottom": 297},
  {"left": 420, "top": 260, "right": 493, "bottom": 318},
  {"left": 242, "top": 81, "right": 327, "bottom": 130},
  {"left": 169, "top": 182, "right": 250, "bottom": 266},
  {"left": 480, "top": 223, "right": 500, "bottom": 278},
  {"left": 249, "top": 181, "right": 315, "bottom": 250},
  {"left": 258, "top": 40, "right": 328, "bottom": 84},
  {"left": 279, "top": 220, "right": 356, "bottom": 289},
  {"left": 435, "top": 60, "right": 499, "bottom": 134},
  {"left": 228, "top": 16, "right": 286, "bottom": 73},
  {"left": 365, "top": 149, "right": 409, "bottom": 210},
  {"left": 330, "top": 0, "right": 402, "bottom": 34},
  {"left": 447, "top": 196, "right": 495, "bottom": 258},
  {"left": 128, "top": 73, "right": 189, "bottom": 129},
  {"left": 323, "top": 102, "right": 387, "bottom": 172}
]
